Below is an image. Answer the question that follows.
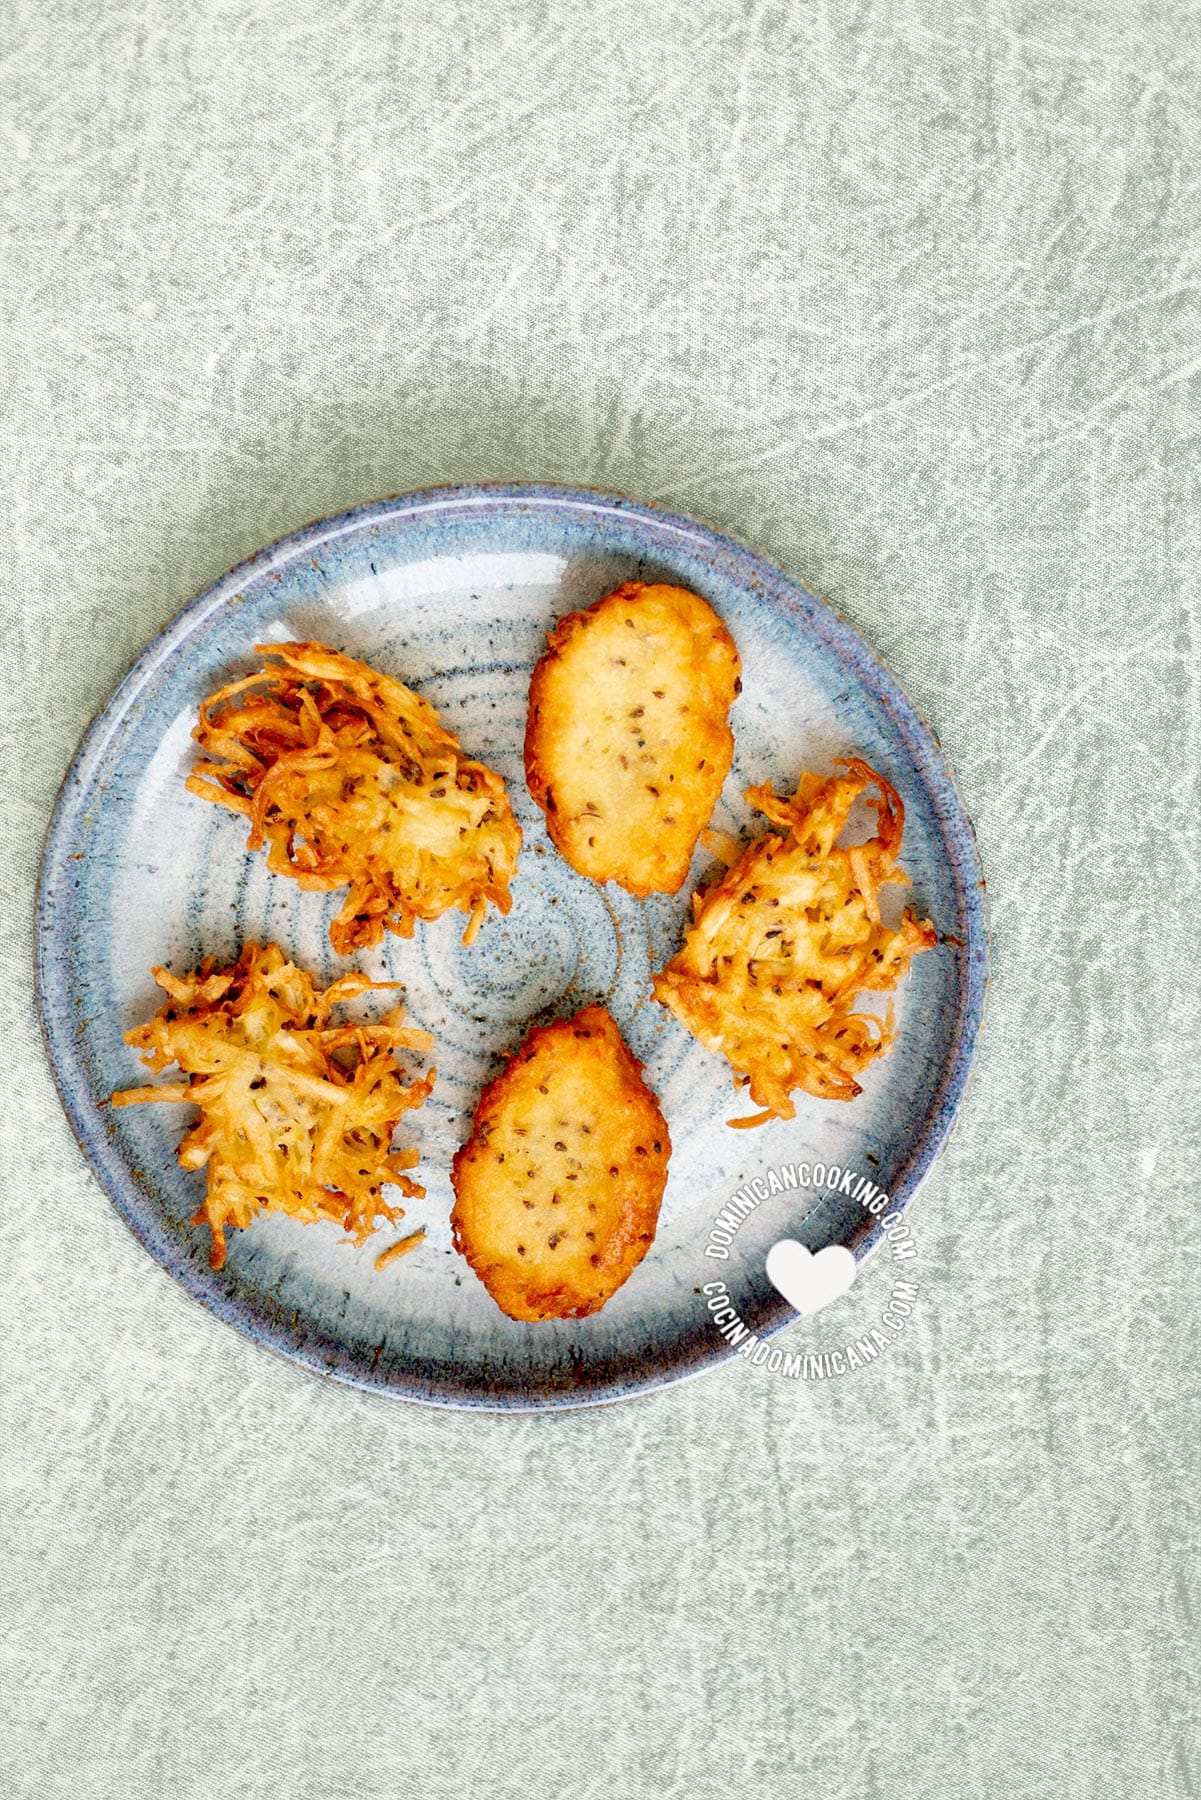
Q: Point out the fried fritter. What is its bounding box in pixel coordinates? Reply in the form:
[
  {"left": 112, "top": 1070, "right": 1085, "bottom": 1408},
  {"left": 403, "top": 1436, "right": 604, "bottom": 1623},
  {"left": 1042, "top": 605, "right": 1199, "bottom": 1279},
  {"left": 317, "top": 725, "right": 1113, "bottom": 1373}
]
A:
[
  {"left": 111, "top": 942, "right": 434, "bottom": 1269},
  {"left": 652, "top": 760, "right": 937, "bottom": 1120},
  {"left": 524, "top": 582, "right": 740, "bottom": 895},
  {"left": 450, "top": 1005, "right": 670, "bottom": 1321},
  {"left": 188, "top": 641, "right": 522, "bottom": 955}
]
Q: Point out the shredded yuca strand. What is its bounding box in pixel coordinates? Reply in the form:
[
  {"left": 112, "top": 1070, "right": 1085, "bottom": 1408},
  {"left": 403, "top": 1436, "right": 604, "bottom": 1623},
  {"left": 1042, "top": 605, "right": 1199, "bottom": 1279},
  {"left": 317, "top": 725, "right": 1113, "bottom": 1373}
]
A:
[
  {"left": 653, "top": 759, "right": 938, "bottom": 1120},
  {"left": 112, "top": 942, "right": 435, "bottom": 1270},
  {"left": 700, "top": 827, "right": 742, "bottom": 869},
  {"left": 186, "top": 641, "right": 522, "bottom": 955},
  {"left": 373, "top": 1227, "right": 426, "bottom": 1270}
]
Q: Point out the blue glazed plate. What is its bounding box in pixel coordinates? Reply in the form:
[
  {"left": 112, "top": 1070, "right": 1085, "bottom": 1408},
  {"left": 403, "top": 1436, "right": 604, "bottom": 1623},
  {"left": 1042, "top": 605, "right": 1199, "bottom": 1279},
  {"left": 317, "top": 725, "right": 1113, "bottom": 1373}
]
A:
[{"left": 36, "top": 485, "right": 987, "bottom": 1410}]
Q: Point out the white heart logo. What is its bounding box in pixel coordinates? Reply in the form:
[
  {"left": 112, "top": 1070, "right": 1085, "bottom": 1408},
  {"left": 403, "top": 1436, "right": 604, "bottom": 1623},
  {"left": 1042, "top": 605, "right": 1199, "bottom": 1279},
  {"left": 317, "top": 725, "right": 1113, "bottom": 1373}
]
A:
[{"left": 765, "top": 1240, "right": 857, "bottom": 1317}]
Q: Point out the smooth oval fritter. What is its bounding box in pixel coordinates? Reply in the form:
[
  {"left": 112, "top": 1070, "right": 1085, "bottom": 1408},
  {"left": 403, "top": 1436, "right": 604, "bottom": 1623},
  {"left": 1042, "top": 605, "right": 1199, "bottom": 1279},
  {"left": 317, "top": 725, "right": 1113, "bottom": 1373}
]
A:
[
  {"left": 450, "top": 1005, "right": 671, "bottom": 1321},
  {"left": 524, "top": 581, "right": 741, "bottom": 895}
]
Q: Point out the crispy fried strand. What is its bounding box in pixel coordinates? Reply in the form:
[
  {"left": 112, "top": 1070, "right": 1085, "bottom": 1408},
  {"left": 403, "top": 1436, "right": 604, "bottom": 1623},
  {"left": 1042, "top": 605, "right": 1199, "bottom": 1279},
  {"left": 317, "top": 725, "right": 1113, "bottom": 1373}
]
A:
[
  {"left": 374, "top": 1227, "right": 426, "bottom": 1270},
  {"left": 111, "top": 942, "right": 435, "bottom": 1269},
  {"left": 187, "top": 641, "right": 522, "bottom": 954},
  {"left": 652, "top": 759, "right": 937, "bottom": 1119}
]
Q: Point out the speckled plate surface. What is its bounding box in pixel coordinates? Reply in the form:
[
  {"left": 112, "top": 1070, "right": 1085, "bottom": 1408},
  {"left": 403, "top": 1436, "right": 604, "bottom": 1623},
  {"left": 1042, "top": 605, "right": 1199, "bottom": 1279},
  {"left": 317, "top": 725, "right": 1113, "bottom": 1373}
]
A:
[{"left": 36, "top": 484, "right": 987, "bottom": 1410}]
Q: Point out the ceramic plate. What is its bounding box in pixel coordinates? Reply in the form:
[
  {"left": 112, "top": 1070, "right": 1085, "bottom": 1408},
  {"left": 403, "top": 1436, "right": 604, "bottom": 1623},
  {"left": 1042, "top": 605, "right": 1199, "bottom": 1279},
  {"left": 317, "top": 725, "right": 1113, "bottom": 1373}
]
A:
[{"left": 36, "top": 484, "right": 987, "bottom": 1410}]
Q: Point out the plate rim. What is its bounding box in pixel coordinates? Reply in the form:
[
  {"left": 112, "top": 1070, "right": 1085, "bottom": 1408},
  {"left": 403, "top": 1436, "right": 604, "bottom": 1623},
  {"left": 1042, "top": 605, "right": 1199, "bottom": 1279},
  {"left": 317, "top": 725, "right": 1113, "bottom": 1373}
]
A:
[{"left": 34, "top": 481, "right": 989, "bottom": 1412}]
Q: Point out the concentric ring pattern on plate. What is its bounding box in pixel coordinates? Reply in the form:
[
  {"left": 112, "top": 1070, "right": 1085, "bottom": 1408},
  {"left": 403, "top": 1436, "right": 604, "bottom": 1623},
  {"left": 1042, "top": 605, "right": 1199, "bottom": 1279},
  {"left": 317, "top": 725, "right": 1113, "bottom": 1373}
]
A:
[{"left": 36, "top": 484, "right": 987, "bottom": 1410}]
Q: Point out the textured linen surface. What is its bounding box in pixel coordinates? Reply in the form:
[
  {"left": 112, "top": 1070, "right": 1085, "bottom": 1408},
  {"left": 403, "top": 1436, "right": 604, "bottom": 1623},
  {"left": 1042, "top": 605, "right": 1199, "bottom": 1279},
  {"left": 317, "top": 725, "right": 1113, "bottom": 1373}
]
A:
[{"left": 2, "top": 4, "right": 1198, "bottom": 1797}]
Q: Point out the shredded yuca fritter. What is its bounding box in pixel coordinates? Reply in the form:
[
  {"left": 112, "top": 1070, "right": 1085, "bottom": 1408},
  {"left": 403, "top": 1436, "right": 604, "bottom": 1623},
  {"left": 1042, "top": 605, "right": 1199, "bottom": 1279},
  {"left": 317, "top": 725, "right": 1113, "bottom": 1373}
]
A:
[
  {"left": 111, "top": 942, "right": 435, "bottom": 1270},
  {"left": 652, "top": 760, "right": 937, "bottom": 1121},
  {"left": 187, "top": 641, "right": 522, "bottom": 955}
]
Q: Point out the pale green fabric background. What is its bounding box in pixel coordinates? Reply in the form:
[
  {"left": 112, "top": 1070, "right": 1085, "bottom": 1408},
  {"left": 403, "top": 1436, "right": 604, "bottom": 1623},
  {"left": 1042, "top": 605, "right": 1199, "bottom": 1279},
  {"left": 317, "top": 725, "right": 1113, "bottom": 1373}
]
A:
[{"left": 2, "top": 3, "right": 1198, "bottom": 1796}]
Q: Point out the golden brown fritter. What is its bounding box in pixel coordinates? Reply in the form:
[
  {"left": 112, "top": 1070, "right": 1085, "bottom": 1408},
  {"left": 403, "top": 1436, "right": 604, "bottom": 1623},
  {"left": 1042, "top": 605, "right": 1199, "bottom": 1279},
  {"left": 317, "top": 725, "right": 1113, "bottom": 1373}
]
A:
[
  {"left": 450, "top": 1005, "right": 671, "bottom": 1321},
  {"left": 111, "top": 942, "right": 434, "bottom": 1269},
  {"left": 524, "top": 582, "right": 740, "bottom": 895},
  {"left": 188, "top": 641, "right": 522, "bottom": 955},
  {"left": 652, "top": 760, "right": 937, "bottom": 1120}
]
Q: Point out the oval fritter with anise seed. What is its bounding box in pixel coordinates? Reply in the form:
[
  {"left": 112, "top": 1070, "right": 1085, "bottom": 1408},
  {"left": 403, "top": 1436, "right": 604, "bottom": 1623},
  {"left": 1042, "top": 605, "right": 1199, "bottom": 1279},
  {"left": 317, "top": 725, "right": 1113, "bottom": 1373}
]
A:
[
  {"left": 524, "top": 582, "right": 740, "bottom": 895},
  {"left": 450, "top": 1005, "right": 671, "bottom": 1321}
]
